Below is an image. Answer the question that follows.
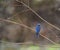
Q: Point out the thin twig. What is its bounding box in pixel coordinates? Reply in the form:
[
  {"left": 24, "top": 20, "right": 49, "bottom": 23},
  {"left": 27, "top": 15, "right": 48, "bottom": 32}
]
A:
[
  {"left": 12, "top": 4, "right": 59, "bottom": 41},
  {"left": 7, "top": 9, "right": 30, "bottom": 24},
  {"left": 7, "top": 9, "right": 29, "bottom": 20},
  {"left": 16, "top": 0, "right": 60, "bottom": 31},
  {"left": 15, "top": 0, "right": 58, "bottom": 45},
  {"left": 12, "top": 0, "right": 59, "bottom": 40},
  {"left": 49, "top": 28, "right": 59, "bottom": 38}
]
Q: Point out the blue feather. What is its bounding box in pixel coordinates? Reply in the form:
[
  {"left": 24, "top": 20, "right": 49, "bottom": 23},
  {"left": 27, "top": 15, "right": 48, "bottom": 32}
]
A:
[{"left": 35, "top": 23, "right": 41, "bottom": 38}]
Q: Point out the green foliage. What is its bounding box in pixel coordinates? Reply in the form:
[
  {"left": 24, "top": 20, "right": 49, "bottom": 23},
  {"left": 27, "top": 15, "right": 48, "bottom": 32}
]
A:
[{"left": 20, "top": 45, "right": 40, "bottom": 50}]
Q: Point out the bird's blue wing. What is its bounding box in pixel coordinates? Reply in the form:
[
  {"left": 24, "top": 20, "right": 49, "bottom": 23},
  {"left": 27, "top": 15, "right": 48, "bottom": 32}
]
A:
[
  {"left": 36, "top": 25, "right": 41, "bottom": 33},
  {"left": 35, "top": 23, "right": 41, "bottom": 38}
]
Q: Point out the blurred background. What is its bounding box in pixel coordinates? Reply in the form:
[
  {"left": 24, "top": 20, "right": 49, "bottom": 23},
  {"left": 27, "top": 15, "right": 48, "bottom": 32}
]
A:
[{"left": 0, "top": 0, "right": 60, "bottom": 50}]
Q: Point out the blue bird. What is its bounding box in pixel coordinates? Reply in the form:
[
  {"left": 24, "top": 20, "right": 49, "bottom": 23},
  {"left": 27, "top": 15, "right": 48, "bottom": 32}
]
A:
[{"left": 35, "top": 23, "right": 41, "bottom": 38}]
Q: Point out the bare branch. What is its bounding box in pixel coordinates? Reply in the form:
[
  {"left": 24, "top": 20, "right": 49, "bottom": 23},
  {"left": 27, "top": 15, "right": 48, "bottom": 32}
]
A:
[
  {"left": 0, "top": 18, "right": 57, "bottom": 45},
  {"left": 16, "top": 0, "right": 60, "bottom": 31}
]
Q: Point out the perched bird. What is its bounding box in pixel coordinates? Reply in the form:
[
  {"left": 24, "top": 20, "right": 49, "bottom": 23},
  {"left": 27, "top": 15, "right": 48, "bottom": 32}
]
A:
[{"left": 35, "top": 23, "right": 41, "bottom": 38}]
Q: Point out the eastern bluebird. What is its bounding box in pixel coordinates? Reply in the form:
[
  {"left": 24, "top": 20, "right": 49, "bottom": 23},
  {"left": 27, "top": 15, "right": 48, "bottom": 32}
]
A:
[{"left": 35, "top": 23, "right": 41, "bottom": 38}]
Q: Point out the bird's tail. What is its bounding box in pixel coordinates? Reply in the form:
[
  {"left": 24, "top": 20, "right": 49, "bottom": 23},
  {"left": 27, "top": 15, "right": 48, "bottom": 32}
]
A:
[{"left": 35, "top": 33, "right": 39, "bottom": 38}]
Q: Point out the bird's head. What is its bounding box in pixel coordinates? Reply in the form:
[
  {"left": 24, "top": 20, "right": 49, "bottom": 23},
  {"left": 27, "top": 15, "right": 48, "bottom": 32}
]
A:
[{"left": 37, "top": 23, "right": 40, "bottom": 26}]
